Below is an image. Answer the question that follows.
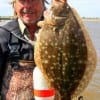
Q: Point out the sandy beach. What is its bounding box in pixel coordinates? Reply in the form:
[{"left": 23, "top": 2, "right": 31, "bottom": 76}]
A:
[{"left": 81, "top": 90, "right": 100, "bottom": 100}]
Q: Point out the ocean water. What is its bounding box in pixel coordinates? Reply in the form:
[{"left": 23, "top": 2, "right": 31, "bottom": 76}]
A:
[{"left": 84, "top": 21, "right": 100, "bottom": 59}]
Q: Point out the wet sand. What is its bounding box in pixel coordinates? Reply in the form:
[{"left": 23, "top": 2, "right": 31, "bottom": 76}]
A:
[
  {"left": 81, "top": 90, "right": 100, "bottom": 100},
  {"left": 72, "top": 85, "right": 100, "bottom": 100}
]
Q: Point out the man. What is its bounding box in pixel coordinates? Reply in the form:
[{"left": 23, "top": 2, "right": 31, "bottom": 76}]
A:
[{"left": 0, "top": 0, "right": 45, "bottom": 99}]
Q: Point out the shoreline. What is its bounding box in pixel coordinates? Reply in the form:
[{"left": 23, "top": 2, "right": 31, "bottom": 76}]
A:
[{"left": 82, "top": 18, "right": 100, "bottom": 22}]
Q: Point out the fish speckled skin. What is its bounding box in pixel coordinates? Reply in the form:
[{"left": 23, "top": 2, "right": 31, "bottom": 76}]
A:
[{"left": 34, "top": 2, "right": 97, "bottom": 100}]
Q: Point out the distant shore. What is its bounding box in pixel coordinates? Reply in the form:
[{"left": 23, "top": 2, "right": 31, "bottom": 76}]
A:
[
  {"left": 82, "top": 18, "right": 100, "bottom": 21},
  {"left": 0, "top": 16, "right": 100, "bottom": 22}
]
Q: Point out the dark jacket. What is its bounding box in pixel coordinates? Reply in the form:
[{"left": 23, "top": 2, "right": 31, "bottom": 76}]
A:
[{"left": 0, "top": 19, "right": 35, "bottom": 99}]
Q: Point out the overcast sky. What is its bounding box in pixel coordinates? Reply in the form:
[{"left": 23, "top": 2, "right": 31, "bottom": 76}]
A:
[{"left": 0, "top": 0, "right": 100, "bottom": 17}]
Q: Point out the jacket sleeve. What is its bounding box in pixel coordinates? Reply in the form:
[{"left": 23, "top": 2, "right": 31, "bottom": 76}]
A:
[
  {"left": 0, "top": 27, "right": 10, "bottom": 93},
  {"left": 0, "top": 47, "right": 7, "bottom": 92}
]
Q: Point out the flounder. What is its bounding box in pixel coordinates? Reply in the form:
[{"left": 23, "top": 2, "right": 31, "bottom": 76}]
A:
[{"left": 34, "top": 1, "right": 97, "bottom": 100}]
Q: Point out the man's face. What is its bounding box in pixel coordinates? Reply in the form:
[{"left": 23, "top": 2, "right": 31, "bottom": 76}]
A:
[{"left": 14, "top": 0, "right": 44, "bottom": 24}]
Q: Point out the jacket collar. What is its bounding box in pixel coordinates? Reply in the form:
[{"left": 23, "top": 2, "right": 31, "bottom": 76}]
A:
[{"left": 3, "top": 18, "right": 31, "bottom": 44}]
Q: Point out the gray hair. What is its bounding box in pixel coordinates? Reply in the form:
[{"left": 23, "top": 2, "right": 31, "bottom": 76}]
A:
[
  {"left": 11, "top": 0, "right": 16, "bottom": 16},
  {"left": 11, "top": 0, "right": 49, "bottom": 16}
]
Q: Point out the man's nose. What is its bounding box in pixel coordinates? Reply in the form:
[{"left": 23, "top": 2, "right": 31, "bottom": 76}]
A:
[{"left": 24, "top": 1, "right": 32, "bottom": 7}]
